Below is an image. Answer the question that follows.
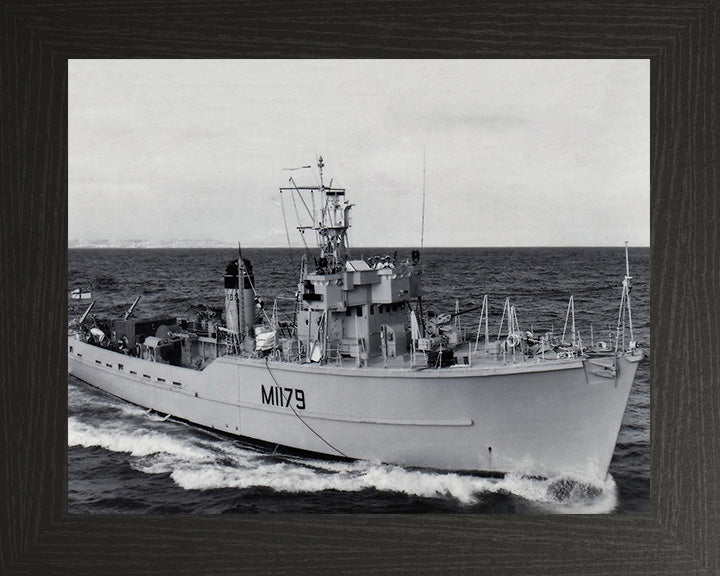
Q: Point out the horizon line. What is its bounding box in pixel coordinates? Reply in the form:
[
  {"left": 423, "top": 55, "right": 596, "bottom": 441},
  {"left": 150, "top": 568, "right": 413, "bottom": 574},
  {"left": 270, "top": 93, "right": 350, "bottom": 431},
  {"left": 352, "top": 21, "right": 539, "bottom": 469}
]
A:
[{"left": 68, "top": 244, "right": 651, "bottom": 249}]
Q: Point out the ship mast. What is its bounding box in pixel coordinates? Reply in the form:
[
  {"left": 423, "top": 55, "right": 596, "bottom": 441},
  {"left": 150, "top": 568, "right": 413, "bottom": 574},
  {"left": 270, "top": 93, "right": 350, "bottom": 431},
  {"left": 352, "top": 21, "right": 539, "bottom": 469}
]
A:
[
  {"left": 279, "top": 157, "right": 353, "bottom": 275},
  {"left": 316, "top": 156, "right": 352, "bottom": 273},
  {"left": 615, "top": 241, "right": 635, "bottom": 353},
  {"left": 624, "top": 241, "right": 634, "bottom": 342}
]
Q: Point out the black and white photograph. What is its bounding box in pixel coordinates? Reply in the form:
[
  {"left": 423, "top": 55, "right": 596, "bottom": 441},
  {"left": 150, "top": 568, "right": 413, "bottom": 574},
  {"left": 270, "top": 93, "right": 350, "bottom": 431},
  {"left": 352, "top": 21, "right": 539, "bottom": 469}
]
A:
[{"left": 68, "top": 59, "right": 649, "bottom": 514}]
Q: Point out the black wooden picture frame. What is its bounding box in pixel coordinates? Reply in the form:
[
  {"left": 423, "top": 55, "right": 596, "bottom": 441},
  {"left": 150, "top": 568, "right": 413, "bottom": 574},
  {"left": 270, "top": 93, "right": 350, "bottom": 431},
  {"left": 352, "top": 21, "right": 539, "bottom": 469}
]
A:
[{"left": 1, "top": 2, "right": 718, "bottom": 574}]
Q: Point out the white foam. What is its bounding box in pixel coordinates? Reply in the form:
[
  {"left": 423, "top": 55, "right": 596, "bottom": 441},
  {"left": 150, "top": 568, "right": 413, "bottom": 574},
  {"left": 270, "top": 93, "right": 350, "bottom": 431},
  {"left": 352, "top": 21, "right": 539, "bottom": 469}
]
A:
[
  {"left": 165, "top": 455, "right": 617, "bottom": 513},
  {"left": 68, "top": 417, "right": 212, "bottom": 460},
  {"left": 68, "top": 411, "right": 617, "bottom": 513},
  {"left": 68, "top": 380, "right": 154, "bottom": 419},
  {"left": 494, "top": 473, "right": 618, "bottom": 514}
]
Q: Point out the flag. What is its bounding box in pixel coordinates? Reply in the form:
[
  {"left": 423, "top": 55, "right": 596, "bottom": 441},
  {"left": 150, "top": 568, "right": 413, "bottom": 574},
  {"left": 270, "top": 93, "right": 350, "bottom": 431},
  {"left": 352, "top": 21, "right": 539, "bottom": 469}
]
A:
[{"left": 410, "top": 311, "right": 420, "bottom": 340}]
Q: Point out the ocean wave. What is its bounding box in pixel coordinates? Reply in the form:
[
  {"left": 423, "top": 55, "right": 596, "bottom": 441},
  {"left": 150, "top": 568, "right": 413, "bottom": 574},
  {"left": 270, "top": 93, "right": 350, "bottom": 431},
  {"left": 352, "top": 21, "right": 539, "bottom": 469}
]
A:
[
  {"left": 68, "top": 416, "right": 212, "bottom": 461},
  {"left": 143, "top": 454, "right": 618, "bottom": 513},
  {"left": 68, "top": 412, "right": 618, "bottom": 513}
]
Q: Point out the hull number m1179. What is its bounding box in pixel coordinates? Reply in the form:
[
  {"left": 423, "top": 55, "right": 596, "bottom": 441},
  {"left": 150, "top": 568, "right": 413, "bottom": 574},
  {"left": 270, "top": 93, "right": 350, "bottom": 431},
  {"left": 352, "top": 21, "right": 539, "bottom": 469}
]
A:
[{"left": 261, "top": 385, "right": 306, "bottom": 410}]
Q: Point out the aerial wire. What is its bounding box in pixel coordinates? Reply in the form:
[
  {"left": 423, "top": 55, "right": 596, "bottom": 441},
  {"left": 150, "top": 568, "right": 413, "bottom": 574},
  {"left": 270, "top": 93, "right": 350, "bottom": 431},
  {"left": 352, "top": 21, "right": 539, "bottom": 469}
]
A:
[
  {"left": 264, "top": 357, "right": 348, "bottom": 458},
  {"left": 421, "top": 148, "right": 426, "bottom": 249},
  {"left": 279, "top": 190, "right": 292, "bottom": 248}
]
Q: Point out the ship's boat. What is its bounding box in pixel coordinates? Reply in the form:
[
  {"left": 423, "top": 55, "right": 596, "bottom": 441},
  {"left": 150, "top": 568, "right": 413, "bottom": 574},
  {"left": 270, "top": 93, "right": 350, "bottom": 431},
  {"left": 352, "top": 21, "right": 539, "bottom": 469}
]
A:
[{"left": 68, "top": 157, "right": 644, "bottom": 480}]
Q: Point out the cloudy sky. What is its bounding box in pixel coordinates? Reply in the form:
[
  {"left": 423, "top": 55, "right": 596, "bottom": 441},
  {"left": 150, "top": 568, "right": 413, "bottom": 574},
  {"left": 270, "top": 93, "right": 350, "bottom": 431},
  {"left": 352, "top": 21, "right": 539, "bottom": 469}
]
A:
[{"left": 69, "top": 59, "right": 649, "bottom": 248}]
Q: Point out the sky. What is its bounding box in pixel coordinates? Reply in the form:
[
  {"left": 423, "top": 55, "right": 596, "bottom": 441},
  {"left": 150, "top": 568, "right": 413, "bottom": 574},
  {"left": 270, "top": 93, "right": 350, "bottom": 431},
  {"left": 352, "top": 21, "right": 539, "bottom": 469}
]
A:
[{"left": 69, "top": 59, "right": 649, "bottom": 248}]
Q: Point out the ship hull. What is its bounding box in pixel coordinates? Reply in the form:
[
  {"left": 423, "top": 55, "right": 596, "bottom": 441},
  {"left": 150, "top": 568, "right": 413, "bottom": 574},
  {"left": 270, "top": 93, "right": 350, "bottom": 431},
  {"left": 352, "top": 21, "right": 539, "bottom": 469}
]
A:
[{"left": 68, "top": 336, "right": 641, "bottom": 479}]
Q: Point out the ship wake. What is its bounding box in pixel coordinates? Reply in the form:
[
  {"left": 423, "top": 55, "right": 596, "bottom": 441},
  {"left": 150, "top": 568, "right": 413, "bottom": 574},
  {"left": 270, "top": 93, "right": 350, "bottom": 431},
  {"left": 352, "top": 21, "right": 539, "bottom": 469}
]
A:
[{"left": 69, "top": 410, "right": 618, "bottom": 514}]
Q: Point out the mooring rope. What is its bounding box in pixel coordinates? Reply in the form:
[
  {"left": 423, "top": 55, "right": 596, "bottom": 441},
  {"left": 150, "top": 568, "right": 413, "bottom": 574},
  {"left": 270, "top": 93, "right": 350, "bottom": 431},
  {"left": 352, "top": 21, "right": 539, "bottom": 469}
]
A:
[{"left": 264, "top": 357, "right": 348, "bottom": 458}]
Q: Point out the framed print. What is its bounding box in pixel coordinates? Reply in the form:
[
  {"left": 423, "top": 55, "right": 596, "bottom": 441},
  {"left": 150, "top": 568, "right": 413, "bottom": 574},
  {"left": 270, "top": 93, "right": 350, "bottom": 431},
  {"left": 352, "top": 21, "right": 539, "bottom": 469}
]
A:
[{"left": 1, "top": 1, "right": 718, "bottom": 574}]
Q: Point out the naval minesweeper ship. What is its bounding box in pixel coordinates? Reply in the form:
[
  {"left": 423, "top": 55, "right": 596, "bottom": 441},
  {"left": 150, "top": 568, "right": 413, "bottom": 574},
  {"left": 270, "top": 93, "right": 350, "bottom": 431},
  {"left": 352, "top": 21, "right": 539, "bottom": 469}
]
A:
[{"left": 68, "top": 157, "right": 644, "bottom": 480}]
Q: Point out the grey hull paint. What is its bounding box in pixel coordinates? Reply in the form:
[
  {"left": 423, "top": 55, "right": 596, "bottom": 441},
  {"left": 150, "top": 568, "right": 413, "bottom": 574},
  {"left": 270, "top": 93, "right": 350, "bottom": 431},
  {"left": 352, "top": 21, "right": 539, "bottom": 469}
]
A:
[{"left": 68, "top": 336, "right": 640, "bottom": 479}]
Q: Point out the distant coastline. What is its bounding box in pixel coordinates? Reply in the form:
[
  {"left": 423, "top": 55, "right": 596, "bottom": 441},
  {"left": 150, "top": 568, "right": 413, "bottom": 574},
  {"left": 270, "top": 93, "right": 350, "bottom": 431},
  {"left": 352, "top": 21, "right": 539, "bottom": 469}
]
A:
[{"left": 68, "top": 239, "right": 234, "bottom": 249}]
